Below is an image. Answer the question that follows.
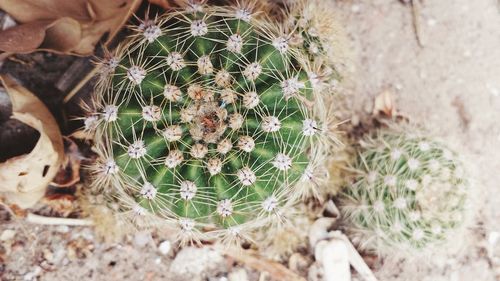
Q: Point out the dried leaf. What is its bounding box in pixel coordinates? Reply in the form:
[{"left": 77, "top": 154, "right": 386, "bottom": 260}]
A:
[
  {"left": 0, "top": 0, "right": 141, "bottom": 55},
  {"left": 51, "top": 137, "right": 81, "bottom": 187},
  {"left": 148, "top": 0, "right": 207, "bottom": 9},
  {"left": 0, "top": 75, "right": 64, "bottom": 208},
  {"left": 148, "top": 0, "right": 175, "bottom": 10},
  {"left": 373, "top": 89, "right": 396, "bottom": 117}
]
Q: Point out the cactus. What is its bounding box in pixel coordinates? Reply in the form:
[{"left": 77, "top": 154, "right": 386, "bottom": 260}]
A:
[
  {"left": 338, "top": 128, "right": 470, "bottom": 255},
  {"left": 284, "top": 0, "right": 346, "bottom": 87},
  {"left": 84, "top": 2, "right": 338, "bottom": 243}
]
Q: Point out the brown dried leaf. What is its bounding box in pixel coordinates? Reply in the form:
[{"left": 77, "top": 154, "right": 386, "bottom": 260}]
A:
[
  {"left": 373, "top": 89, "right": 396, "bottom": 117},
  {"left": 0, "top": 0, "right": 141, "bottom": 55},
  {"left": 148, "top": 0, "right": 208, "bottom": 9},
  {"left": 0, "top": 75, "right": 64, "bottom": 208},
  {"left": 51, "top": 137, "right": 81, "bottom": 187},
  {"left": 148, "top": 0, "right": 175, "bottom": 9}
]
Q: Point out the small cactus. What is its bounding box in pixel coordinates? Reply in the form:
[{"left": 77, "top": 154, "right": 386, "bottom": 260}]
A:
[
  {"left": 84, "top": 2, "right": 338, "bottom": 243},
  {"left": 338, "top": 128, "right": 470, "bottom": 255}
]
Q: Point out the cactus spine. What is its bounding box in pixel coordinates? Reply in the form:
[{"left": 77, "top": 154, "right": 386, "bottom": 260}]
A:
[{"left": 85, "top": 2, "right": 337, "bottom": 243}]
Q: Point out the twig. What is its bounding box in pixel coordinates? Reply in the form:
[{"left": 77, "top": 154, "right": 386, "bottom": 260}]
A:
[
  {"left": 56, "top": 57, "right": 92, "bottom": 93},
  {"left": 411, "top": 0, "right": 425, "bottom": 47},
  {"left": 26, "top": 213, "right": 93, "bottom": 226},
  {"left": 63, "top": 66, "right": 100, "bottom": 104},
  {"left": 222, "top": 248, "right": 306, "bottom": 281}
]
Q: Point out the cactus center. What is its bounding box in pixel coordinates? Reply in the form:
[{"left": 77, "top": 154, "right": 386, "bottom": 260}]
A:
[{"left": 189, "top": 102, "right": 228, "bottom": 143}]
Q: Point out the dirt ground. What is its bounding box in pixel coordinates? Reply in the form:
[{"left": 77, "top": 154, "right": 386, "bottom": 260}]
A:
[{"left": 1, "top": 0, "right": 500, "bottom": 280}]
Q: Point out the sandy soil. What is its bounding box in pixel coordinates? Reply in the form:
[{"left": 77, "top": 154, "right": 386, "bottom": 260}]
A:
[{"left": 1, "top": 0, "right": 499, "bottom": 280}]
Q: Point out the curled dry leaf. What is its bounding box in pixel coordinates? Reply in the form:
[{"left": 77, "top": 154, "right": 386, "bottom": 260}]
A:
[
  {"left": 373, "top": 89, "right": 396, "bottom": 117},
  {"left": 0, "top": 0, "right": 141, "bottom": 55},
  {"left": 0, "top": 75, "right": 64, "bottom": 208}
]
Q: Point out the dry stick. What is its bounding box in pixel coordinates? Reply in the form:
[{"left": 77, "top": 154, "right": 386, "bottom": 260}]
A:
[
  {"left": 411, "top": 0, "right": 425, "bottom": 47},
  {"left": 26, "top": 213, "right": 94, "bottom": 226},
  {"left": 56, "top": 58, "right": 92, "bottom": 93},
  {"left": 222, "top": 248, "right": 306, "bottom": 281},
  {"left": 63, "top": 66, "right": 100, "bottom": 104}
]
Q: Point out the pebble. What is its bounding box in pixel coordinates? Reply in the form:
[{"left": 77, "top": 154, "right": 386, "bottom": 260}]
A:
[
  {"left": 486, "top": 83, "right": 499, "bottom": 97},
  {"left": 23, "top": 266, "right": 42, "bottom": 281},
  {"left": 351, "top": 114, "right": 360, "bottom": 126},
  {"left": 228, "top": 268, "right": 248, "bottom": 281},
  {"left": 427, "top": 18, "right": 437, "bottom": 27},
  {"left": 133, "top": 231, "right": 152, "bottom": 248},
  {"left": 56, "top": 225, "right": 70, "bottom": 233},
  {"left": 170, "top": 247, "right": 226, "bottom": 280},
  {"left": 158, "top": 240, "right": 171, "bottom": 255},
  {"left": 0, "top": 229, "right": 16, "bottom": 241}
]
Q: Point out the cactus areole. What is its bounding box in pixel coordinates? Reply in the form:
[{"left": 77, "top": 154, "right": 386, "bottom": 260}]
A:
[{"left": 86, "top": 3, "right": 333, "bottom": 241}]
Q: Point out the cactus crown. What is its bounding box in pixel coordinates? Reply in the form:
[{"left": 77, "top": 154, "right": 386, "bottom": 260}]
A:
[
  {"left": 338, "top": 129, "right": 469, "bottom": 254},
  {"left": 85, "top": 2, "right": 336, "bottom": 242}
]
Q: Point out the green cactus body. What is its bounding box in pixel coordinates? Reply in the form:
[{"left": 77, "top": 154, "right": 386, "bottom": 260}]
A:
[
  {"left": 339, "top": 129, "right": 469, "bottom": 254},
  {"left": 86, "top": 3, "right": 334, "bottom": 241}
]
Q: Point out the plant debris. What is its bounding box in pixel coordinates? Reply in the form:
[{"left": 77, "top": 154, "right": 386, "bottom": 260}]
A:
[
  {"left": 0, "top": 0, "right": 141, "bottom": 56},
  {"left": 0, "top": 75, "right": 64, "bottom": 208}
]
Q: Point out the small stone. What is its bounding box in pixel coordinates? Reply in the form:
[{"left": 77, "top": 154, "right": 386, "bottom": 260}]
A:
[
  {"left": 0, "top": 229, "right": 15, "bottom": 241},
  {"left": 23, "top": 266, "right": 42, "bottom": 281},
  {"left": 427, "top": 18, "right": 437, "bottom": 26},
  {"left": 43, "top": 249, "right": 55, "bottom": 263},
  {"left": 351, "top": 4, "right": 361, "bottom": 13},
  {"left": 158, "top": 240, "right": 171, "bottom": 255},
  {"left": 228, "top": 268, "right": 249, "bottom": 281},
  {"left": 351, "top": 114, "right": 360, "bottom": 126},
  {"left": 55, "top": 225, "right": 69, "bottom": 233},
  {"left": 133, "top": 231, "right": 152, "bottom": 247},
  {"left": 170, "top": 247, "right": 226, "bottom": 280}
]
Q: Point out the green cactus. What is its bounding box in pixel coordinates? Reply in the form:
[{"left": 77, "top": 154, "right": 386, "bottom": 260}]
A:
[
  {"left": 338, "top": 128, "right": 470, "bottom": 255},
  {"left": 85, "top": 2, "right": 337, "bottom": 243},
  {"left": 284, "top": 0, "right": 346, "bottom": 86}
]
